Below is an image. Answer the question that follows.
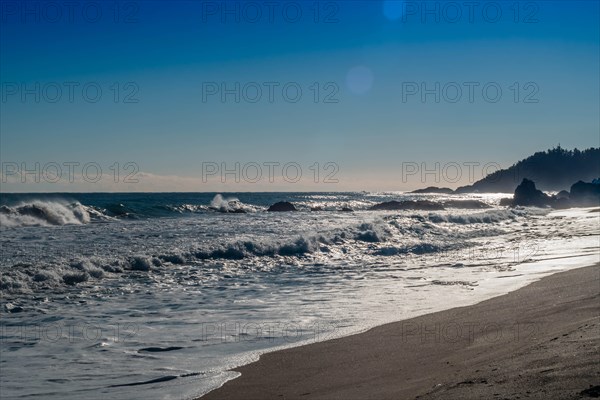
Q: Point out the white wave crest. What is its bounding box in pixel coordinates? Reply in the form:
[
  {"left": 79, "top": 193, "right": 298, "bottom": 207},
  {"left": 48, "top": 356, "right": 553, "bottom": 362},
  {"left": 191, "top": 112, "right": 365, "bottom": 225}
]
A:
[
  {"left": 209, "top": 194, "right": 260, "bottom": 213},
  {"left": 0, "top": 200, "right": 91, "bottom": 228}
]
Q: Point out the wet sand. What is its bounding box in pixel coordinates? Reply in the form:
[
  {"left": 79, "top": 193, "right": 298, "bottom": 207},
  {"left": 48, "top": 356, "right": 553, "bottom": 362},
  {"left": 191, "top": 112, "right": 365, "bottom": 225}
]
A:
[{"left": 201, "top": 265, "right": 600, "bottom": 400}]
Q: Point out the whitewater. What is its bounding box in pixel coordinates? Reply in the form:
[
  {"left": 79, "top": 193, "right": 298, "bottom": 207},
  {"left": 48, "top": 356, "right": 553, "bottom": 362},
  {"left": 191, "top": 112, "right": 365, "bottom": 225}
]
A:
[{"left": 0, "top": 192, "right": 598, "bottom": 400}]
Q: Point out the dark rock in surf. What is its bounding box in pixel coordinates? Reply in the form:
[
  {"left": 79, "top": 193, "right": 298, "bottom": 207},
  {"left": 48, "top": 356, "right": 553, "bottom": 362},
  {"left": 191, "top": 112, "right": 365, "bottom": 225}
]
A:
[
  {"left": 411, "top": 186, "right": 454, "bottom": 194},
  {"left": 63, "top": 272, "right": 89, "bottom": 285},
  {"left": 504, "top": 179, "right": 599, "bottom": 208},
  {"left": 138, "top": 346, "right": 184, "bottom": 353},
  {"left": 512, "top": 178, "right": 553, "bottom": 207},
  {"left": 549, "top": 189, "right": 572, "bottom": 209},
  {"left": 580, "top": 385, "right": 600, "bottom": 398},
  {"left": 267, "top": 202, "right": 297, "bottom": 212},
  {"left": 5, "top": 303, "right": 24, "bottom": 313},
  {"left": 369, "top": 200, "right": 444, "bottom": 211},
  {"left": 570, "top": 180, "right": 600, "bottom": 206},
  {"left": 442, "top": 200, "right": 491, "bottom": 209},
  {"left": 341, "top": 207, "right": 354, "bottom": 212}
]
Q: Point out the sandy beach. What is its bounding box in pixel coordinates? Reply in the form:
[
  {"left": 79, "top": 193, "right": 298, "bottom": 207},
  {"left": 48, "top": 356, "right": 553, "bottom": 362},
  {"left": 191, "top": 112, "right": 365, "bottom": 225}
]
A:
[
  {"left": 201, "top": 264, "right": 600, "bottom": 400},
  {"left": 3, "top": 0, "right": 599, "bottom": 398}
]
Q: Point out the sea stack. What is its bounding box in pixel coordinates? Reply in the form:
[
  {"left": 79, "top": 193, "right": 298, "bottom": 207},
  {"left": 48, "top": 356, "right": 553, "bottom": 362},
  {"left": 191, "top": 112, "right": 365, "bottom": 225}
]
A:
[
  {"left": 267, "top": 202, "right": 297, "bottom": 212},
  {"left": 512, "top": 178, "right": 553, "bottom": 207}
]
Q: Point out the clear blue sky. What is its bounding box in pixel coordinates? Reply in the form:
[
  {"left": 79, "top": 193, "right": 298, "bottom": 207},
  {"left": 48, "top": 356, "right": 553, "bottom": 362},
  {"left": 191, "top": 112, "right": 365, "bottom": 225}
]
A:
[{"left": 1, "top": 0, "right": 599, "bottom": 192}]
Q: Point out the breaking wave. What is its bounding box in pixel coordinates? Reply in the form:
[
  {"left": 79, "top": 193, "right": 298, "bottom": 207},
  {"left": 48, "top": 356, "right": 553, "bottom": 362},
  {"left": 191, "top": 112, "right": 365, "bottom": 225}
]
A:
[
  {"left": 424, "top": 209, "right": 525, "bottom": 224},
  {"left": 1, "top": 193, "right": 547, "bottom": 295},
  {"left": 208, "top": 194, "right": 261, "bottom": 213},
  {"left": 0, "top": 212, "right": 512, "bottom": 294},
  {"left": 0, "top": 193, "right": 518, "bottom": 230},
  {"left": 0, "top": 200, "right": 93, "bottom": 228}
]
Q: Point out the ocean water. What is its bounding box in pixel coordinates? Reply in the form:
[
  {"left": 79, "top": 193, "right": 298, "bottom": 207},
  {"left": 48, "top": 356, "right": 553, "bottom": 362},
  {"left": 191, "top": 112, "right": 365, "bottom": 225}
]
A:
[{"left": 0, "top": 192, "right": 598, "bottom": 400}]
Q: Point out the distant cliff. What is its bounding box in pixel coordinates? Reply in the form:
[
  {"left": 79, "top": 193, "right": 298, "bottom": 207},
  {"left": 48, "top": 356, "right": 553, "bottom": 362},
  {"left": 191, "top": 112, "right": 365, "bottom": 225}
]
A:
[{"left": 454, "top": 147, "right": 600, "bottom": 193}]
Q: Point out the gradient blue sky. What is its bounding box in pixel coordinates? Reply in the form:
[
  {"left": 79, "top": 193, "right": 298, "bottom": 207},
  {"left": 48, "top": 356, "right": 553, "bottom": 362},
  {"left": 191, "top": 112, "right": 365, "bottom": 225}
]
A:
[{"left": 1, "top": 0, "right": 599, "bottom": 191}]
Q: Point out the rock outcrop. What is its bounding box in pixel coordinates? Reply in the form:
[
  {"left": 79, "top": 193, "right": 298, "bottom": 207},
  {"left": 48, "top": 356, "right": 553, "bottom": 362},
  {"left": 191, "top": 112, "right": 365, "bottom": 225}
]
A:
[
  {"left": 369, "top": 200, "right": 445, "bottom": 211},
  {"left": 411, "top": 187, "right": 454, "bottom": 194},
  {"left": 570, "top": 180, "right": 600, "bottom": 206},
  {"left": 512, "top": 179, "right": 553, "bottom": 207},
  {"left": 455, "top": 147, "right": 600, "bottom": 193},
  {"left": 442, "top": 200, "right": 491, "bottom": 209},
  {"left": 267, "top": 202, "right": 297, "bottom": 212},
  {"left": 507, "top": 178, "right": 599, "bottom": 208}
]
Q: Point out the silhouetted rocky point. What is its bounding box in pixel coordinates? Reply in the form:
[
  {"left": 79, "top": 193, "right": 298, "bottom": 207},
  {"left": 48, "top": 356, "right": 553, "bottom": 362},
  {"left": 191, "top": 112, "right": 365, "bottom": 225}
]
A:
[
  {"left": 267, "top": 202, "right": 297, "bottom": 212},
  {"left": 411, "top": 187, "right": 454, "bottom": 194},
  {"left": 456, "top": 146, "right": 600, "bottom": 193},
  {"left": 409, "top": 147, "right": 599, "bottom": 194}
]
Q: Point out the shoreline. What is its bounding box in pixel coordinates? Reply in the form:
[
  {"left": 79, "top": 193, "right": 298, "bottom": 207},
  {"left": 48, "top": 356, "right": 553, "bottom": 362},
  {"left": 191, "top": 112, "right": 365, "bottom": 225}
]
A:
[{"left": 200, "top": 264, "right": 600, "bottom": 400}]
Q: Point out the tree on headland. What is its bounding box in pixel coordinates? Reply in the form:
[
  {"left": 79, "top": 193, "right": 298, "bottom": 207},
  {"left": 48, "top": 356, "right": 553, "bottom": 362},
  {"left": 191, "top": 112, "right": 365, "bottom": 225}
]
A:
[{"left": 455, "top": 147, "right": 600, "bottom": 193}]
